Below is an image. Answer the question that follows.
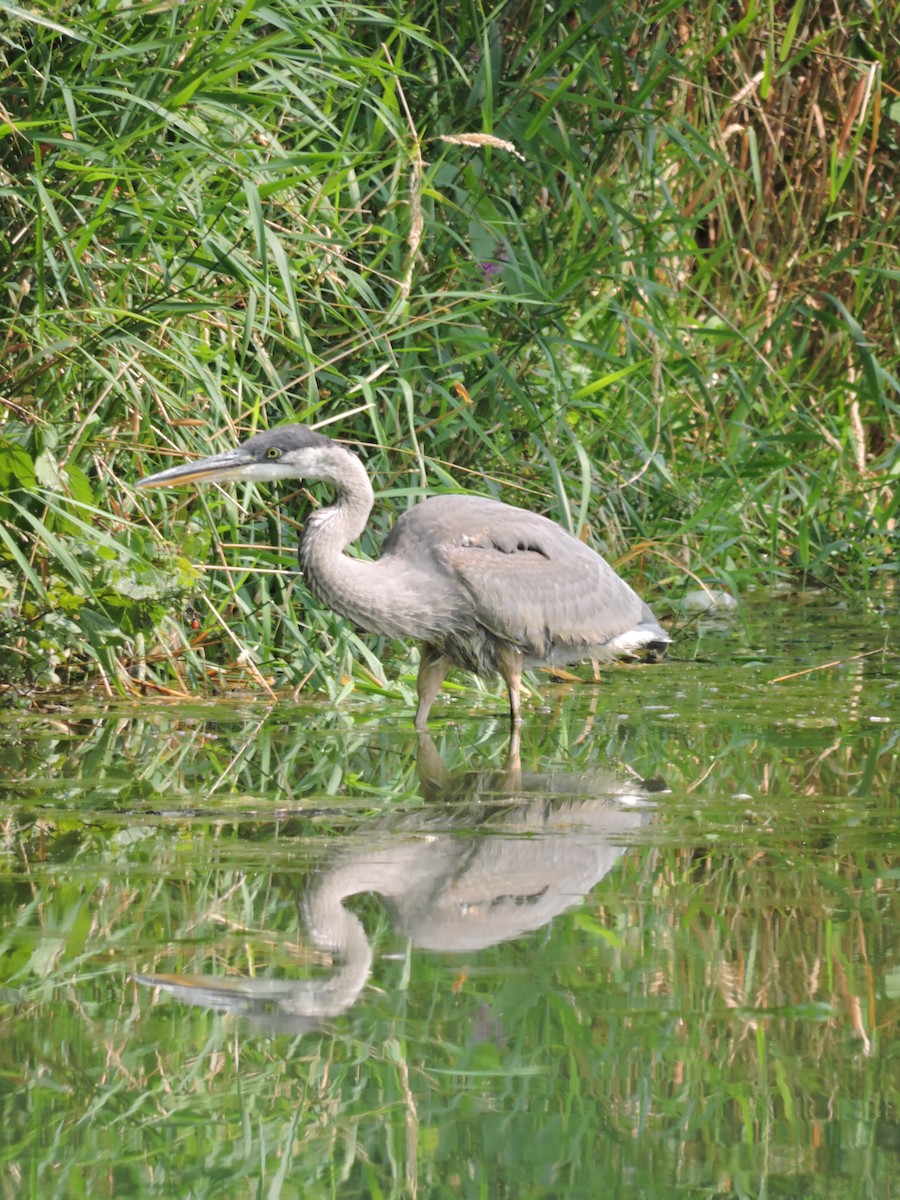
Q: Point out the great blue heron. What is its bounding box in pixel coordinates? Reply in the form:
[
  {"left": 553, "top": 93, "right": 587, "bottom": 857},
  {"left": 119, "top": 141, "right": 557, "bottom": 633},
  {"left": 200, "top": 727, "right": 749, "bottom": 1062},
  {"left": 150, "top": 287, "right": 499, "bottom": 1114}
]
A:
[{"left": 137, "top": 424, "right": 669, "bottom": 726}]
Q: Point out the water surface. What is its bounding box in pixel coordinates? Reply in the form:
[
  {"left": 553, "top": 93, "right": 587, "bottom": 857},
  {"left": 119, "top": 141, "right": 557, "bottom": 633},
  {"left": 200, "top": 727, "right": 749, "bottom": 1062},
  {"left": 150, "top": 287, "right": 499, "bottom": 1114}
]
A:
[{"left": 1, "top": 595, "right": 897, "bottom": 1199}]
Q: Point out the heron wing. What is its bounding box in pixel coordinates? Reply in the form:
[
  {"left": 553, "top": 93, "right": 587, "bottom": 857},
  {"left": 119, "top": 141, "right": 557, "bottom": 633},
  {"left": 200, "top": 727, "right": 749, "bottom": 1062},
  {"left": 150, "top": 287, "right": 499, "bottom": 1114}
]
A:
[{"left": 384, "top": 495, "right": 647, "bottom": 658}]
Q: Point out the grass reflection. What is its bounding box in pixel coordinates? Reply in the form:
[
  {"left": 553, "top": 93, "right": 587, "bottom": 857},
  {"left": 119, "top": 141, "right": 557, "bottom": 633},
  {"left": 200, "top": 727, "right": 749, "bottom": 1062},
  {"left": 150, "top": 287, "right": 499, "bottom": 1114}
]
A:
[{"left": 0, "top": 602, "right": 897, "bottom": 1198}]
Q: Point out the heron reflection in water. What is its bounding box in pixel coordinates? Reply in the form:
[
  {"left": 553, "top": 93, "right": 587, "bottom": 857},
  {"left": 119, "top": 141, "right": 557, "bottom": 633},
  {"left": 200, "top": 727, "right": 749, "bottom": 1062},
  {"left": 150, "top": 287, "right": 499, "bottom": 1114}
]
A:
[
  {"left": 137, "top": 425, "right": 669, "bottom": 727},
  {"left": 135, "top": 736, "right": 667, "bottom": 1033}
]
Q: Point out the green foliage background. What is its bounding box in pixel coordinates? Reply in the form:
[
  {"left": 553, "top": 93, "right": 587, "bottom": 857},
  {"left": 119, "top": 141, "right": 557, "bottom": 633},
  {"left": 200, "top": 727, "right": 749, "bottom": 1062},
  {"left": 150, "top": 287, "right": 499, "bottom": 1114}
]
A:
[{"left": 1, "top": 0, "right": 897, "bottom": 698}]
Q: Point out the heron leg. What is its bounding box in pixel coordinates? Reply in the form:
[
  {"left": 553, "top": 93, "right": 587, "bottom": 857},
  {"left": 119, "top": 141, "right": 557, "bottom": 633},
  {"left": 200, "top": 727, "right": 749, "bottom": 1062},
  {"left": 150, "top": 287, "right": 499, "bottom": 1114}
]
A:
[
  {"left": 496, "top": 644, "right": 524, "bottom": 727},
  {"left": 504, "top": 723, "right": 522, "bottom": 778},
  {"left": 415, "top": 645, "right": 452, "bottom": 729},
  {"left": 416, "top": 731, "right": 450, "bottom": 800}
]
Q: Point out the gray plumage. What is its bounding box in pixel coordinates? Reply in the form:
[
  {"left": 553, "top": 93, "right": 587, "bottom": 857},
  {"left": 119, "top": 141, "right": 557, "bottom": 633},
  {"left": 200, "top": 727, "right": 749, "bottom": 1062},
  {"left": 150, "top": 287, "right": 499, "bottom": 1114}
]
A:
[
  {"left": 137, "top": 423, "right": 669, "bottom": 726},
  {"left": 134, "top": 734, "right": 663, "bottom": 1031}
]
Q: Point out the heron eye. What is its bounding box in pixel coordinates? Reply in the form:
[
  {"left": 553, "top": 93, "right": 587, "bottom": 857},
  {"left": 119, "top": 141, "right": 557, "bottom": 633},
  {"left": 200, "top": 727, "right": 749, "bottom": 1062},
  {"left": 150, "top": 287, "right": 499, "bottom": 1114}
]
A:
[{"left": 266, "top": 447, "right": 281, "bottom": 461}]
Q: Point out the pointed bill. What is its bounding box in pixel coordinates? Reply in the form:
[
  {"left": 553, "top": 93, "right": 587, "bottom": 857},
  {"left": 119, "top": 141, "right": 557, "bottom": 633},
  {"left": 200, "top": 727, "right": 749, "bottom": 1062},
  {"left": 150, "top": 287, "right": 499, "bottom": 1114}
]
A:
[{"left": 136, "top": 448, "right": 255, "bottom": 489}]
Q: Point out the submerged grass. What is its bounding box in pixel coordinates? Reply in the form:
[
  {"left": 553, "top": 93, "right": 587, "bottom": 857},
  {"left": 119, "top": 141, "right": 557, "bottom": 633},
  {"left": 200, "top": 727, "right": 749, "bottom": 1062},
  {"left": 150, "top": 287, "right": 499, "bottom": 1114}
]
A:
[
  {"left": 0, "top": 664, "right": 897, "bottom": 1198},
  {"left": 0, "top": 0, "right": 897, "bottom": 701}
]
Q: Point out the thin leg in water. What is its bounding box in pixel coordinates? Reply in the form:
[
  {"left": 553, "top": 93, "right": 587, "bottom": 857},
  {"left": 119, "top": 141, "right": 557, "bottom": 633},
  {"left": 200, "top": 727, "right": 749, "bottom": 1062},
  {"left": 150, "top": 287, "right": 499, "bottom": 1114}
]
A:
[
  {"left": 496, "top": 644, "right": 525, "bottom": 727},
  {"left": 415, "top": 644, "right": 452, "bottom": 729},
  {"left": 416, "top": 731, "right": 450, "bottom": 802},
  {"left": 504, "top": 723, "right": 522, "bottom": 778}
]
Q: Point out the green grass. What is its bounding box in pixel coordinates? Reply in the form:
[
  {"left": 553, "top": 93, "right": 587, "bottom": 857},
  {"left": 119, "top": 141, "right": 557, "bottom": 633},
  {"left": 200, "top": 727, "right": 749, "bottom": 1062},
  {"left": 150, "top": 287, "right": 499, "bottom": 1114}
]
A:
[{"left": 1, "top": 0, "right": 897, "bottom": 700}]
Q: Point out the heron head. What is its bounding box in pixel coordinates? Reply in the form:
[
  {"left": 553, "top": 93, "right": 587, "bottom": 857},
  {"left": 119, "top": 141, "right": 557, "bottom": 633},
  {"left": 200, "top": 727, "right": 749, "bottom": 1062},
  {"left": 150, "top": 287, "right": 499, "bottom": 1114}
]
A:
[{"left": 136, "top": 425, "right": 339, "bottom": 490}]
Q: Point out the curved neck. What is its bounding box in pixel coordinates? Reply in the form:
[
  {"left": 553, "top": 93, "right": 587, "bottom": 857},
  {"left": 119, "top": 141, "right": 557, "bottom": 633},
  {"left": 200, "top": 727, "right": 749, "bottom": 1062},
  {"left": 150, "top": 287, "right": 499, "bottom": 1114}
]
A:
[
  {"left": 297, "top": 444, "right": 401, "bottom": 635},
  {"left": 295, "top": 443, "right": 452, "bottom": 641},
  {"left": 299, "top": 443, "right": 375, "bottom": 552}
]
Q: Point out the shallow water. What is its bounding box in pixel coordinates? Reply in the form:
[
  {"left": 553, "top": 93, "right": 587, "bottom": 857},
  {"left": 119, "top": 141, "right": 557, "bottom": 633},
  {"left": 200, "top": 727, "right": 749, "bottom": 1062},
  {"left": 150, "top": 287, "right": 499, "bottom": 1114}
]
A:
[{"left": 0, "top": 595, "right": 897, "bottom": 1199}]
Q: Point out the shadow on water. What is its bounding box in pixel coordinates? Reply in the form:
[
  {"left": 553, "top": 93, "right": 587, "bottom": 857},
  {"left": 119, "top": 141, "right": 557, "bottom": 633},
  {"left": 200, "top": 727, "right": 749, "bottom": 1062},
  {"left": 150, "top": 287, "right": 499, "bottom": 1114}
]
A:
[
  {"left": 135, "top": 734, "right": 667, "bottom": 1032},
  {"left": 0, "top": 595, "right": 898, "bottom": 1198}
]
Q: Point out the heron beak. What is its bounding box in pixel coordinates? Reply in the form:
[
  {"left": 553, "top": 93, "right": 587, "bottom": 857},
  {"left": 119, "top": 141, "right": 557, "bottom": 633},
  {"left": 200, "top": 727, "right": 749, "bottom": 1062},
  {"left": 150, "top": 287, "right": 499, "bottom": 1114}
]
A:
[{"left": 136, "top": 448, "right": 255, "bottom": 490}]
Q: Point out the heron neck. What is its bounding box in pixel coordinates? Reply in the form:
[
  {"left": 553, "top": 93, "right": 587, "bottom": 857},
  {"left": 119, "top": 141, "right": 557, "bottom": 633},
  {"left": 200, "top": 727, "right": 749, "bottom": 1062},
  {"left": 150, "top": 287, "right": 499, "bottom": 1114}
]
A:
[
  {"left": 301, "top": 444, "right": 375, "bottom": 551},
  {"left": 297, "top": 445, "right": 390, "bottom": 630},
  {"left": 296, "top": 444, "right": 453, "bottom": 640}
]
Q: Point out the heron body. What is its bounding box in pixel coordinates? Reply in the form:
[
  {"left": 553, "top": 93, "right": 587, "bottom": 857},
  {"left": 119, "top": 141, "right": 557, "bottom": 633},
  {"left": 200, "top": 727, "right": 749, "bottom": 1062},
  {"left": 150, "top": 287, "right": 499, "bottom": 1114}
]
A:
[{"left": 137, "top": 424, "right": 669, "bottom": 726}]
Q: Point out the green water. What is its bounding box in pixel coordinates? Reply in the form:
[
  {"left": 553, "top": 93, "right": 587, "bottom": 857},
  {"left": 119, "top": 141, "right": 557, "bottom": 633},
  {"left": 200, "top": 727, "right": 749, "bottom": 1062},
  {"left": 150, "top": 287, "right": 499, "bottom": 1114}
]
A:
[{"left": 0, "top": 596, "right": 897, "bottom": 1199}]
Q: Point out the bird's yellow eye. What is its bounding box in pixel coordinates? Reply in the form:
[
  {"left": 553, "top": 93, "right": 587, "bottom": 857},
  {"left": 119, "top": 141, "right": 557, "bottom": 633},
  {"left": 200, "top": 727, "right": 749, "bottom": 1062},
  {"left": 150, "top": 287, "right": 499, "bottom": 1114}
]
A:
[{"left": 266, "top": 447, "right": 281, "bottom": 461}]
